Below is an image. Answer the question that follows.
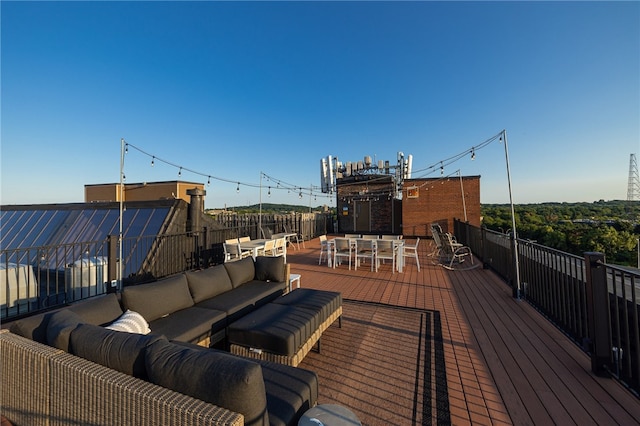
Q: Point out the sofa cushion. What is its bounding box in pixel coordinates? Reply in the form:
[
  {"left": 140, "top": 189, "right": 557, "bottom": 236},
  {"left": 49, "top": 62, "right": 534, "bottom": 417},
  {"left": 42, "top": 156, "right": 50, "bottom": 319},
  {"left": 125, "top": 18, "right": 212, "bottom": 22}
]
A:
[
  {"left": 145, "top": 339, "right": 269, "bottom": 426},
  {"left": 46, "top": 309, "right": 84, "bottom": 352},
  {"left": 185, "top": 264, "right": 233, "bottom": 303},
  {"left": 68, "top": 293, "right": 124, "bottom": 326},
  {"left": 122, "top": 274, "right": 194, "bottom": 322},
  {"left": 105, "top": 310, "right": 151, "bottom": 334},
  {"left": 224, "top": 256, "right": 256, "bottom": 288},
  {"left": 259, "top": 360, "right": 319, "bottom": 426},
  {"left": 8, "top": 310, "right": 61, "bottom": 344},
  {"left": 254, "top": 256, "right": 286, "bottom": 282},
  {"left": 148, "top": 306, "right": 226, "bottom": 343},
  {"left": 195, "top": 281, "right": 285, "bottom": 324},
  {"left": 70, "top": 323, "right": 165, "bottom": 380}
]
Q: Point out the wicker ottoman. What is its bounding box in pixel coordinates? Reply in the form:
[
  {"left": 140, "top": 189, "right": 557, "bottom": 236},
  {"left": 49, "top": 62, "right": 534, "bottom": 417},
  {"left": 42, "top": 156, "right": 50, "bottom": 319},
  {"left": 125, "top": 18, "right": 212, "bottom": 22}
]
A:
[{"left": 228, "top": 289, "right": 342, "bottom": 366}]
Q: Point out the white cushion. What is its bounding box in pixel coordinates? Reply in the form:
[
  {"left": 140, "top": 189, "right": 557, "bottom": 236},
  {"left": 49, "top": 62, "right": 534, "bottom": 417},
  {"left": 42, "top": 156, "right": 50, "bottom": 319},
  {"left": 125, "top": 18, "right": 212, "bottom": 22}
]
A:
[{"left": 105, "top": 309, "right": 151, "bottom": 335}]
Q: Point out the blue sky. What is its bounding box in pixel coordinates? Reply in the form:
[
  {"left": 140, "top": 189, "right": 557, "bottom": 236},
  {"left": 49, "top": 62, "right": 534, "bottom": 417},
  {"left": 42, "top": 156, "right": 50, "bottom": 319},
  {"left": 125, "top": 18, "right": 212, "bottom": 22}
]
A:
[{"left": 2, "top": 1, "right": 638, "bottom": 209}]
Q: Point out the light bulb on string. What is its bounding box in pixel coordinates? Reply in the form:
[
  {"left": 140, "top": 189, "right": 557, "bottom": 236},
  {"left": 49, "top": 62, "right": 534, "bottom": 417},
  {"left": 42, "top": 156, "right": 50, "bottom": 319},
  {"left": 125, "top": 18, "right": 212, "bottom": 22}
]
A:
[
  {"left": 207, "top": 176, "right": 211, "bottom": 186},
  {"left": 471, "top": 148, "right": 475, "bottom": 160},
  {"left": 178, "top": 167, "right": 182, "bottom": 177},
  {"left": 151, "top": 156, "right": 155, "bottom": 167},
  {"left": 268, "top": 187, "right": 271, "bottom": 197},
  {"left": 236, "top": 182, "right": 240, "bottom": 193},
  {"left": 125, "top": 144, "right": 128, "bottom": 154}
]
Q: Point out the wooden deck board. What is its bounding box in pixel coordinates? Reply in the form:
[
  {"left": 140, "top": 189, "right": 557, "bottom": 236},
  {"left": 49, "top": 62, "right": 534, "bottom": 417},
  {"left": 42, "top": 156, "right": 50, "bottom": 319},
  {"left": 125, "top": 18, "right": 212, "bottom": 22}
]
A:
[{"left": 288, "top": 237, "right": 640, "bottom": 425}]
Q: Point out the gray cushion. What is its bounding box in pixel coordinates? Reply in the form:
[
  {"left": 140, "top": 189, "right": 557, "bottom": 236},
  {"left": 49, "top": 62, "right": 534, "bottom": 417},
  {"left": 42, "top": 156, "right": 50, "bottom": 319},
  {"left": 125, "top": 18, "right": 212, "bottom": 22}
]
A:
[
  {"left": 46, "top": 309, "right": 84, "bottom": 352},
  {"left": 185, "top": 264, "right": 233, "bottom": 303},
  {"left": 259, "top": 360, "right": 319, "bottom": 426},
  {"left": 195, "top": 281, "right": 285, "bottom": 324},
  {"left": 68, "top": 293, "right": 124, "bottom": 326},
  {"left": 148, "top": 306, "right": 226, "bottom": 343},
  {"left": 70, "top": 323, "right": 165, "bottom": 380},
  {"left": 122, "top": 274, "right": 194, "bottom": 322},
  {"left": 272, "top": 289, "right": 342, "bottom": 323},
  {"left": 224, "top": 256, "right": 256, "bottom": 288},
  {"left": 254, "top": 256, "right": 285, "bottom": 282},
  {"left": 145, "top": 339, "right": 269, "bottom": 426},
  {"left": 8, "top": 310, "right": 60, "bottom": 344},
  {"left": 227, "top": 304, "right": 321, "bottom": 356}
]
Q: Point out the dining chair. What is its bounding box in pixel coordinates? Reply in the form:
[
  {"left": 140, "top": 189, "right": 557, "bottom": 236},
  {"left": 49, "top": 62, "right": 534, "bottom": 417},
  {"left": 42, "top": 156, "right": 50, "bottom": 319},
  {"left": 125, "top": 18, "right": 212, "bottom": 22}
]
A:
[
  {"left": 355, "top": 238, "right": 377, "bottom": 271},
  {"left": 376, "top": 239, "right": 396, "bottom": 273},
  {"left": 284, "top": 224, "right": 305, "bottom": 250},
  {"left": 361, "top": 234, "right": 379, "bottom": 240},
  {"left": 274, "top": 237, "right": 287, "bottom": 261},
  {"left": 402, "top": 238, "right": 421, "bottom": 271},
  {"left": 259, "top": 239, "right": 276, "bottom": 256},
  {"left": 333, "top": 237, "right": 352, "bottom": 270},
  {"left": 318, "top": 235, "right": 329, "bottom": 265}
]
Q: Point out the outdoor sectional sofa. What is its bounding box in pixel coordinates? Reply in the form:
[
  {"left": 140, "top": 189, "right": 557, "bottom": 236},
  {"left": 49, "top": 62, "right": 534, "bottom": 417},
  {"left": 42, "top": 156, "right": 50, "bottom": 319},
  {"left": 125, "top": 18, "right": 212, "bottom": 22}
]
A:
[{"left": 2, "top": 256, "right": 322, "bottom": 426}]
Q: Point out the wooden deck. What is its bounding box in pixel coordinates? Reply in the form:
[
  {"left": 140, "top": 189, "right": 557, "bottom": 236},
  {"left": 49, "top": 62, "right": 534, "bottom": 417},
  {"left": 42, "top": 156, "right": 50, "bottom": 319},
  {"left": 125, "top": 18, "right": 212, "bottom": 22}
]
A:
[{"left": 288, "top": 237, "right": 640, "bottom": 425}]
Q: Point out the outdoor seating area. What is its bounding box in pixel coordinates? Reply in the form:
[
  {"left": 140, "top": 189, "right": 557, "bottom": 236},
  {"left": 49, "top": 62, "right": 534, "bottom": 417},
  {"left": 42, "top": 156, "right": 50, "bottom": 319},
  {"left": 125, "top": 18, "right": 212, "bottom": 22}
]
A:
[
  {"left": 430, "top": 224, "right": 475, "bottom": 270},
  {"left": 224, "top": 235, "right": 288, "bottom": 262},
  {"left": 319, "top": 234, "right": 415, "bottom": 273}
]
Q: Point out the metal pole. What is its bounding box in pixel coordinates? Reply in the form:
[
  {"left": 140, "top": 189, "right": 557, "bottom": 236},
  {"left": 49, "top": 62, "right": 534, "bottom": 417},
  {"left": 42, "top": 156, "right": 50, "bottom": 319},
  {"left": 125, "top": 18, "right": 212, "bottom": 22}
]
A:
[
  {"left": 118, "top": 138, "right": 125, "bottom": 291},
  {"left": 502, "top": 130, "right": 521, "bottom": 299},
  {"left": 259, "top": 172, "right": 262, "bottom": 237},
  {"left": 458, "top": 170, "right": 468, "bottom": 222}
]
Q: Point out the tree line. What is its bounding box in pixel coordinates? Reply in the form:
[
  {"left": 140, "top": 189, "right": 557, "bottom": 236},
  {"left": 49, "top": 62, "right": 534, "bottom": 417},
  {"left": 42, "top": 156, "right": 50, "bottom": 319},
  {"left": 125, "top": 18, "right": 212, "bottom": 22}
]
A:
[{"left": 481, "top": 200, "right": 640, "bottom": 267}]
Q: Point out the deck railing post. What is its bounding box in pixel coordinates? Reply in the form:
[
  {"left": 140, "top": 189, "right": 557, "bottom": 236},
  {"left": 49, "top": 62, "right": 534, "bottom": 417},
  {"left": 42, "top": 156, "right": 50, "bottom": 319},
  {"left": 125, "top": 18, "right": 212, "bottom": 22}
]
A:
[
  {"left": 481, "top": 226, "right": 489, "bottom": 269},
  {"left": 584, "top": 252, "right": 611, "bottom": 377},
  {"left": 107, "top": 235, "right": 118, "bottom": 293}
]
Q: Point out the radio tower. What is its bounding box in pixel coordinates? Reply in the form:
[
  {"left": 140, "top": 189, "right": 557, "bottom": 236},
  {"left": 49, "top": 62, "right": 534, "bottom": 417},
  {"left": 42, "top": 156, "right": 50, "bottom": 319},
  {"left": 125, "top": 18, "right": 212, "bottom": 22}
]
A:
[{"left": 628, "top": 153, "right": 640, "bottom": 201}]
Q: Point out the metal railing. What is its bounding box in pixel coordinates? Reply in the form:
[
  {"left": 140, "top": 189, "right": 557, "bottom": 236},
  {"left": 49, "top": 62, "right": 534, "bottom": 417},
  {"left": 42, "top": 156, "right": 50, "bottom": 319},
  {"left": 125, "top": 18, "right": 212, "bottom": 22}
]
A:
[
  {"left": 455, "top": 219, "right": 640, "bottom": 396},
  {"left": 1, "top": 214, "right": 330, "bottom": 321}
]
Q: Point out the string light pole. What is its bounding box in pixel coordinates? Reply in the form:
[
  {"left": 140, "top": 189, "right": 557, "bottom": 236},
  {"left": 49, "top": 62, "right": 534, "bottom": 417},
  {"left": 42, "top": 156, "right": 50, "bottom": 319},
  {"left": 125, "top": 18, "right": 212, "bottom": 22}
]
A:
[
  {"left": 501, "top": 129, "right": 521, "bottom": 299},
  {"left": 118, "top": 138, "right": 126, "bottom": 292}
]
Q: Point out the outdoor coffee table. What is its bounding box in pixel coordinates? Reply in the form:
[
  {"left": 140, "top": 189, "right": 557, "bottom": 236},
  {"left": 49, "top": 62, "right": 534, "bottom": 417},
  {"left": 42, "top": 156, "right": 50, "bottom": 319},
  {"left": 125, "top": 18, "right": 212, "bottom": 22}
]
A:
[{"left": 228, "top": 289, "right": 342, "bottom": 366}]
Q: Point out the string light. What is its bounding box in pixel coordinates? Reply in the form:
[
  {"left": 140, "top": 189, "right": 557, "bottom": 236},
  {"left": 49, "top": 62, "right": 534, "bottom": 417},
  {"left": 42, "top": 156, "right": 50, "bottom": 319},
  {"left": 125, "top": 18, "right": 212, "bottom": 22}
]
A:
[
  {"left": 207, "top": 176, "right": 211, "bottom": 186},
  {"left": 178, "top": 167, "right": 182, "bottom": 177},
  {"left": 268, "top": 187, "right": 271, "bottom": 197},
  {"left": 471, "top": 148, "right": 475, "bottom": 160},
  {"left": 236, "top": 182, "right": 240, "bottom": 193},
  {"left": 151, "top": 156, "right": 155, "bottom": 167},
  {"left": 125, "top": 144, "right": 128, "bottom": 154}
]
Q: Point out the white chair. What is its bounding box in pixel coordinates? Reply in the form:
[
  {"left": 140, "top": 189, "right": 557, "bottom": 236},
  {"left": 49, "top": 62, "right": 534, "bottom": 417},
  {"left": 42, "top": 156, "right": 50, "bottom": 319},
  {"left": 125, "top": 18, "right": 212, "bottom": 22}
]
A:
[
  {"left": 318, "top": 235, "right": 329, "bottom": 265},
  {"left": 274, "top": 237, "right": 287, "bottom": 261},
  {"left": 284, "top": 224, "right": 305, "bottom": 250},
  {"left": 355, "top": 238, "right": 377, "bottom": 272},
  {"left": 333, "top": 237, "right": 352, "bottom": 270},
  {"left": 259, "top": 239, "right": 276, "bottom": 257},
  {"left": 402, "top": 238, "right": 421, "bottom": 271},
  {"left": 238, "top": 236, "right": 250, "bottom": 243},
  {"left": 344, "top": 234, "right": 360, "bottom": 239},
  {"left": 376, "top": 239, "right": 397, "bottom": 273},
  {"left": 224, "top": 242, "right": 249, "bottom": 262},
  {"left": 361, "top": 234, "right": 379, "bottom": 240},
  {"left": 381, "top": 235, "right": 402, "bottom": 240}
]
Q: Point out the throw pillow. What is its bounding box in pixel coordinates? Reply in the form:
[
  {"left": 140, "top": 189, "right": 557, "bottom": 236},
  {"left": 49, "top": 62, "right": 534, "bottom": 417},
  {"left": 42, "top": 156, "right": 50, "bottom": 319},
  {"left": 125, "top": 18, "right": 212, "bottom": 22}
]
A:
[
  {"left": 105, "top": 310, "right": 151, "bottom": 334},
  {"left": 254, "top": 256, "right": 285, "bottom": 282},
  {"left": 70, "top": 323, "right": 165, "bottom": 380},
  {"left": 46, "top": 309, "right": 84, "bottom": 352},
  {"left": 145, "top": 339, "right": 269, "bottom": 425},
  {"left": 224, "top": 256, "right": 256, "bottom": 288}
]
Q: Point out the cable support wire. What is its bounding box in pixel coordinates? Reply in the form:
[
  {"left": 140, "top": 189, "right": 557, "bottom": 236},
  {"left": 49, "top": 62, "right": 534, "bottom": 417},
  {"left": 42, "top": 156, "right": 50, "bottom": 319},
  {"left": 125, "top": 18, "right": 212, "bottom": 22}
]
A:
[
  {"left": 410, "top": 133, "right": 502, "bottom": 177},
  {"left": 123, "top": 142, "right": 333, "bottom": 199}
]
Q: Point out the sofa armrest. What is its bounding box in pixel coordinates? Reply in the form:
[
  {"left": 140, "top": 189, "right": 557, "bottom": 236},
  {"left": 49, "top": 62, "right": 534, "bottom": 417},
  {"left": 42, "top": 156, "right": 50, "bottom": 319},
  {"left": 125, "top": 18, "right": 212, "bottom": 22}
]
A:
[{"left": 0, "top": 331, "right": 243, "bottom": 426}]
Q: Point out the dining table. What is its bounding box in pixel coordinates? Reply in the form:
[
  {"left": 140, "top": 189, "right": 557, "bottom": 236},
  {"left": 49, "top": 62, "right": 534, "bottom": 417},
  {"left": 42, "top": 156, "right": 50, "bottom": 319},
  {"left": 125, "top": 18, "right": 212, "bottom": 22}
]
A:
[
  {"left": 238, "top": 239, "right": 270, "bottom": 259},
  {"left": 325, "top": 237, "right": 405, "bottom": 272}
]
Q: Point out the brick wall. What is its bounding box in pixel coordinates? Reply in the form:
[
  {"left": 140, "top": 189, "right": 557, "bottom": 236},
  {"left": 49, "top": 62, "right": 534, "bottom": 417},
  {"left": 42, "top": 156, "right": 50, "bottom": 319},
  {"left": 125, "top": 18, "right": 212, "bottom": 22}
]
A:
[{"left": 402, "top": 176, "right": 480, "bottom": 237}]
